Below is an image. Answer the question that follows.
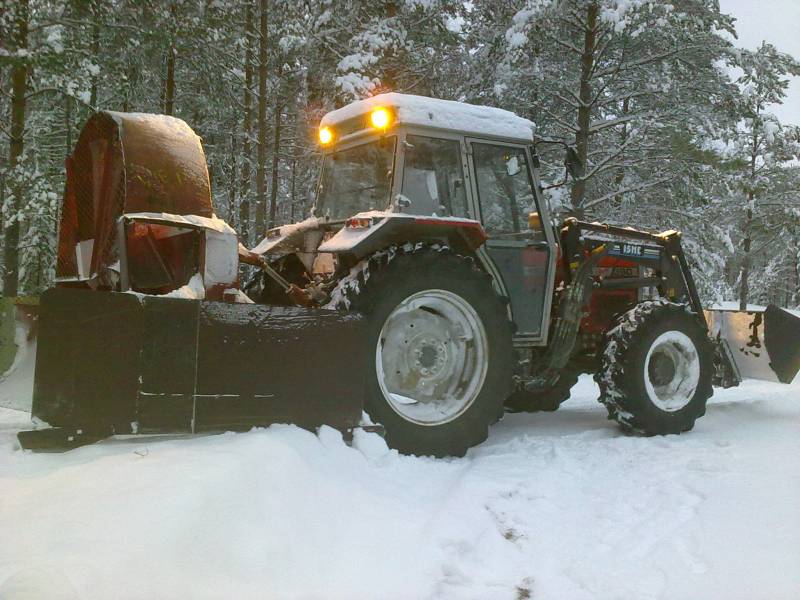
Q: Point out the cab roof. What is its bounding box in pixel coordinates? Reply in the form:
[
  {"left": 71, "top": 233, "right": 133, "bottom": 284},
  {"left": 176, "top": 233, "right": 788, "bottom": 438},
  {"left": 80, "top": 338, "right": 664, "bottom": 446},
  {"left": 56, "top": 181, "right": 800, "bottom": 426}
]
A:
[{"left": 320, "top": 93, "right": 536, "bottom": 143}]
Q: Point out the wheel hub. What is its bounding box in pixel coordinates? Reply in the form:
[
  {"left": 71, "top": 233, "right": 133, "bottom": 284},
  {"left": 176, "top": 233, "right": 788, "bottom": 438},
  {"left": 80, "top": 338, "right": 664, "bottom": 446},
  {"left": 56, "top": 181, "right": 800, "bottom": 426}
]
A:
[
  {"left": 376, "top": 289, "right": 489, "bottom": 426},
  {"left": 648, "top": 351, "right": 677, "bottom": 387},
  {"left": 644, "top": 331, "right": 700, "bottom": 412},
  {"left": 413, "top": 339, "right": 446, "bottom": 373}
]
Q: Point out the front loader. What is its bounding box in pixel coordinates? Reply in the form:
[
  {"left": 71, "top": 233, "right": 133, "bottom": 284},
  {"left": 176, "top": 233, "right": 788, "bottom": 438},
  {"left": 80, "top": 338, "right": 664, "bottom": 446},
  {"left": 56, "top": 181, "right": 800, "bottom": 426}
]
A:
[{"left": 19, "top": 95, "right": 800, "bottom": 456}]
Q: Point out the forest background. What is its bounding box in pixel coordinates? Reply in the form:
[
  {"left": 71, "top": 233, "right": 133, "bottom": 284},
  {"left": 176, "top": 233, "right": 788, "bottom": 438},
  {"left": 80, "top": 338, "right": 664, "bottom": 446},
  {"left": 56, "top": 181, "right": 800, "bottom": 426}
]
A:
[{"left": 1, "top": 0, "right": 799, "bottom": 308}]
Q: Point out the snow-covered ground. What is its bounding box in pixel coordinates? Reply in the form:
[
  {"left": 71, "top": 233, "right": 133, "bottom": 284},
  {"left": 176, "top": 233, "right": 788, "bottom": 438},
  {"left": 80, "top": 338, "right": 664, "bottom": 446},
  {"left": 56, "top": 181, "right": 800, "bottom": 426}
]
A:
[{"left": 0, "top": 344, "right": 798, "bottom": 599}]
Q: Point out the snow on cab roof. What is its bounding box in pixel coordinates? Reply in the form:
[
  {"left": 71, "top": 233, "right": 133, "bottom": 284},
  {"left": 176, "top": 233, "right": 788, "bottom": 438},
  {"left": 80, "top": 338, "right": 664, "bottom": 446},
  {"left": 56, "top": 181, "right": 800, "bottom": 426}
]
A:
[{"left": 320, "top": 93, "right": 536, "bottom": 142}]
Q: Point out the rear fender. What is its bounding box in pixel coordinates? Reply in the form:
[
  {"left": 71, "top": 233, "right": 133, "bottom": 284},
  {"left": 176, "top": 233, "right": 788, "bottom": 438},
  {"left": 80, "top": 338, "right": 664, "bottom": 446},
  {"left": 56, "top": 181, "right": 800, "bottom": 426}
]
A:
[{"left": 318, "top": 212, "right": 487, "bottom": 260}]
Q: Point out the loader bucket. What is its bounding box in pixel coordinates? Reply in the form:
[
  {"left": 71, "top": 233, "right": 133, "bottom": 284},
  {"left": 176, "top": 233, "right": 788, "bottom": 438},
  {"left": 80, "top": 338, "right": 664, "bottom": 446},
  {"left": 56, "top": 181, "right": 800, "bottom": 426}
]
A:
[
  {"left": 705, "top": 305, "right": 800, "bottom": 384},
  {"left": 25, "top": 288, "right": 367, "bottom": 448}
]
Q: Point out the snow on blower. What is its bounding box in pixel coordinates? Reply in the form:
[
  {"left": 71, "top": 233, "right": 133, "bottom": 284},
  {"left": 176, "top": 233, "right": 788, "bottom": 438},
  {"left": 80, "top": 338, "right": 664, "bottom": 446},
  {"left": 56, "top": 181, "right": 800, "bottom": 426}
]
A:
[{"left": 18, "top": 95, "right": 800, "bottom": 455}]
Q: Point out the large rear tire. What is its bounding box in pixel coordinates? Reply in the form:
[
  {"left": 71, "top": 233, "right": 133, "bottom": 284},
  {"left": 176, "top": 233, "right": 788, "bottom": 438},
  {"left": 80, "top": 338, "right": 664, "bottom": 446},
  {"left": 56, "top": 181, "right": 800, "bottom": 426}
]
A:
[
  {"left": 330, "top": 245, "right": 515, "bottom": 456},
  {"left": 595, "top": 300, "right": 714, "bottom": 435}
]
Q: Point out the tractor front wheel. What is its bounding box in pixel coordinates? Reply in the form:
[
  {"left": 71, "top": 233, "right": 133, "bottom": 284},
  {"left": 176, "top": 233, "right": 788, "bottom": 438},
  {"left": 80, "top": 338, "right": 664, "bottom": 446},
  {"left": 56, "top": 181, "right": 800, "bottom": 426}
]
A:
[{"left": 596, "top": 300, "right": 714, "bottom": 435}]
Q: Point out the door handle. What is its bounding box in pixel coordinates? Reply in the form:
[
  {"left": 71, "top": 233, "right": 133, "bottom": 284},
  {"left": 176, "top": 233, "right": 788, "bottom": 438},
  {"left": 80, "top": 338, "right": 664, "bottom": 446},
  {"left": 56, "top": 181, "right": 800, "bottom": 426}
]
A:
[{"left": 527, "top": 241, "right": 550, "bottom": 249}]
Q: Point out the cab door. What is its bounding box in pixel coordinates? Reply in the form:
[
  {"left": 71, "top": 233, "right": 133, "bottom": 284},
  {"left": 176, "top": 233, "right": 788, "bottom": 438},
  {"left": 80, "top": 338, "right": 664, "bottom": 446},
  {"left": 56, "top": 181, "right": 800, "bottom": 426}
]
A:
[{"left": 466, "top": 140, "right": 555, "bottom": 344}]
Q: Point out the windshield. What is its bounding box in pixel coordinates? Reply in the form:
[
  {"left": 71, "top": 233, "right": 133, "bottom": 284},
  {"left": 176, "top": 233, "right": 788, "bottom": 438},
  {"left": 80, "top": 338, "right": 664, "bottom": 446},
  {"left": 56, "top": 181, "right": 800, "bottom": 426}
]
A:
[{"left": 315, "top": 137, "right": 396, "bottom": 220}]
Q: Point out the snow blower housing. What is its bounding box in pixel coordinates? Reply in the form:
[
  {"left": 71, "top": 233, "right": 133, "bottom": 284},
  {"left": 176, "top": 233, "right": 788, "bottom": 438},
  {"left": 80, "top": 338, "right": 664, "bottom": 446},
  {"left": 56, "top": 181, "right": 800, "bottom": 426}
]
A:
[{"left": 21, "top": 95, "right": 800, "bottom": 454}]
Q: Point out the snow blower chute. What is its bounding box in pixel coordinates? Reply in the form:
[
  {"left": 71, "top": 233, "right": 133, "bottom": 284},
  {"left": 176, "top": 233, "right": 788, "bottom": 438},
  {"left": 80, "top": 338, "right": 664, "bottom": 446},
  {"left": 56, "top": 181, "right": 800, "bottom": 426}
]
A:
[{"left": 18, "top": 112, "right": 366, "bottom": 450}]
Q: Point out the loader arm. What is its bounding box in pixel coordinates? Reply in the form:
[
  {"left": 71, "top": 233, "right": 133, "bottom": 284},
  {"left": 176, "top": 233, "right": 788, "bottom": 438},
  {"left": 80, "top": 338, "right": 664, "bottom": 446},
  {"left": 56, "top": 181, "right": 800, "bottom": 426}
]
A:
[{"left": 563, "top": 218, "right": 707, "bottom": 324}]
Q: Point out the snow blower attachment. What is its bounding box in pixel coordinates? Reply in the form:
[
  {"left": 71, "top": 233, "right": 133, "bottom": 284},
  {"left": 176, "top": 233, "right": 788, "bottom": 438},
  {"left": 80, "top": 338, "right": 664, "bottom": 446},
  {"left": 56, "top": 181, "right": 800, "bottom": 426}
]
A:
[
  {"left": 19, "top": 96, "right": 800, "bottom": 454},
  {"left": 20, "top": 112, "right": 365, "bottom": 450}
]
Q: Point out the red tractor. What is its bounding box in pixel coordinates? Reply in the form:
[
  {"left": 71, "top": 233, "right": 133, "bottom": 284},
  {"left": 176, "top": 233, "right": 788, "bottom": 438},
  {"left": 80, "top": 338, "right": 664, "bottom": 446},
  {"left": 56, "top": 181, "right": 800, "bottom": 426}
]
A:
[{"left": 20, "top": 94, "right": 800, "bottom": 456}]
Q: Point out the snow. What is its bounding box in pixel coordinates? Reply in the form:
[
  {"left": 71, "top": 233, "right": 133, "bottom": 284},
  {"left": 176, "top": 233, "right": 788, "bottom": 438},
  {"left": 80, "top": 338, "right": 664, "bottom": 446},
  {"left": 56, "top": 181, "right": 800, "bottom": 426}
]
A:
[
  {"left": 0, "top": 326, "right": 35, "bottom": 412},
  {"left": 318, "top": 212, "right": 391, "bottom": 252},
  {"left": 320, "top": 93, "right": 537, "bottom": 142},
  {"left": 123, "top": 212, "right": 236, "bottom": 235},
  {"left": 249, "top": 216, "right": 322, "bottom": 255},
  {"left": 1, "top": 340, "right": 798, "bottom": 600},
  {"left": 161, "top": 272, "right": 205, "bottom": 300}
]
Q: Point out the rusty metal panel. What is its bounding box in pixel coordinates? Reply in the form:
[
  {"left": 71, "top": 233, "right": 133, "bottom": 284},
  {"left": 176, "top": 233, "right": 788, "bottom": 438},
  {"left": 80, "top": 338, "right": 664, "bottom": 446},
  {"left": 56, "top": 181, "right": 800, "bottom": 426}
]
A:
[{"left": 57, "top": 112, "right": 212, "bottom": 285}]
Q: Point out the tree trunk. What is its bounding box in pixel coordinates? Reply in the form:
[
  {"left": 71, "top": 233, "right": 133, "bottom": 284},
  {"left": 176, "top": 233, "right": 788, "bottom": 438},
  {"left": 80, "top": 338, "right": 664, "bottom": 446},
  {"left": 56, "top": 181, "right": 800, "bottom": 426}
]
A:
[
  {"left": 569, "top": 1, "right": 598, "bottom": 218},
  {"left": 239, "top": 2, "right": 254, "bottom": 245},
  {"left": 289, "top": 156, "right": 297, "bottom": 222},
  {"left": 738, "top": 204, "right": 752, "bottom": 311},
  {"left": 65, "top": 95, "right": 72, "bottom": 154},
  {"left": 268, "top": 99, "right": 283, "bottom": 229},
  {"left": 3, "top": 0, "right": 30, "bottom": 297},
  {"left": 254, "top": 0, "right": 269, "bottom": 237},
  {"left": 791, "top": 228, "right": 799, "bottom": 308},
  {"left": 383, "top": 1, "right": 398, "bottom": 90},
  {"left": 739, "top": 133, "right": 759, "bottom": 311},
  {"left": 163, "top": 2, "right": 177, "bottom": 116},
  {"left": 90, "top": 16, "right": 100, "bottom": 107},
  {"left": 164, "top": 45, "right": 176, "bottom": 115},
  {"left": 613, "top": 97, "right": 630, "bottom": 208},
  {"left": 228, "top": 133, "right": 237, "bottom": 227}
]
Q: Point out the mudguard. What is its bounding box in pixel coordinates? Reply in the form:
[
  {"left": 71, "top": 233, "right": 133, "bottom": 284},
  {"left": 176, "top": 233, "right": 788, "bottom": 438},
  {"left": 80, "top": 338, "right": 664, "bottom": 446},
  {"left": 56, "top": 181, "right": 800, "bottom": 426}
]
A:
[{"left": 317, "top": 212, "right": 487, "bottom": 259}]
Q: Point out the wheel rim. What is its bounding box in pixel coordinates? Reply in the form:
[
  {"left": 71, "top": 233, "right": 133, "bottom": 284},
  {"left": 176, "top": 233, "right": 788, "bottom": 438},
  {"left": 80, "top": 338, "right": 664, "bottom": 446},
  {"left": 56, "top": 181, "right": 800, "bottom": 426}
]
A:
[
  {"left": 375, "top": 289, "right": 489, "bottom": 426},
  {"left": 644, "top": 330, "right": 700, "bottom": 412}
]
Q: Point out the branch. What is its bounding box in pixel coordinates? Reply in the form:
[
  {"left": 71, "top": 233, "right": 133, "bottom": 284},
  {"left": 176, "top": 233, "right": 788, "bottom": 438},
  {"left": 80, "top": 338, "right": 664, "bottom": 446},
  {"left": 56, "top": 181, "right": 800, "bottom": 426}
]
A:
[
  {"left": 541, "top": 30, "right": 583, "bottom": 56},
  {"left": 584, "top": 177, "right": 672, "bottom": 210},
  {"left": 592, "top": 48, "right": 684, "bottom": 80},
  {"left": 537, "top": 105, "right": 578, "bottom": 134},
  {"left": 588, "top": 113, "right": 640, "bottom": 134}
]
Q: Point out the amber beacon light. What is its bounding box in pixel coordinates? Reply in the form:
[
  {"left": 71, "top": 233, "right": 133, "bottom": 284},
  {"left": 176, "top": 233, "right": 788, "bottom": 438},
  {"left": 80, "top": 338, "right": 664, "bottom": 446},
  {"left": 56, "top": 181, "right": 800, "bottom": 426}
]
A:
[
  {"left": 318, "top": 126, "right": 333, "bottom": 145},
  {"left": 370, "top": 107, "right": 391, "bottom": 129}
]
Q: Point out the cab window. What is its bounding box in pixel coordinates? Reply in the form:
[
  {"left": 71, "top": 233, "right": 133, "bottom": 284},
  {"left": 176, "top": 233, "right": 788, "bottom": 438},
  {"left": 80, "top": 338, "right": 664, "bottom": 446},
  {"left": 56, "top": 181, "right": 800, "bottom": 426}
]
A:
[
  {"left": 472, "top": 143, "right": 540, "bottom": 237},
  {"left": 401, "top": 135, "right": 469, "bottom": 218},
  {"left": 316, "top": 137, "right": 396, "bottom": 220}
]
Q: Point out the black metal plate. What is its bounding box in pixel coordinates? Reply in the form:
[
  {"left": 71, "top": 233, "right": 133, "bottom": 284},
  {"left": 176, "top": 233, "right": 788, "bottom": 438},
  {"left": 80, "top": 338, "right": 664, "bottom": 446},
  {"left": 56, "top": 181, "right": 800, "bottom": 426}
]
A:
[
  {"left": 194, "top": 302, "right": 366, "bottom": 432},
  {"left": 33, "top": 288, "right": 143, "bottom": 428},
  {"left": 764, "top": 305, "right": 800, "bottom": 384},
  {"left": 32, "top": 289, "right": 367, "bottom": 436}
]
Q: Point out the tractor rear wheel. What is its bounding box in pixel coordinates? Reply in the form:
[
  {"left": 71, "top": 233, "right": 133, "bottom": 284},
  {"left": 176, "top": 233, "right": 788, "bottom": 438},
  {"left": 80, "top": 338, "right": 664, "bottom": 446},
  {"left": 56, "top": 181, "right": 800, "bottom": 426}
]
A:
[
  {"left": 330, "top": 245, "right": 515, "bottom": 457},
  {"left": 596, "top": 300, "right": 714, "bottom": 435}
]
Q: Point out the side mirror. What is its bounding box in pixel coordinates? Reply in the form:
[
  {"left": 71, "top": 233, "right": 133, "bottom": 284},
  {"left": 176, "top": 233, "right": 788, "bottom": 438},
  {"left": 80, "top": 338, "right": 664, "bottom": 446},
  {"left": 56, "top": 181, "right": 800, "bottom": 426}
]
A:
[{"left": 565, "top": 147, "right": 584, "bottom": 179}]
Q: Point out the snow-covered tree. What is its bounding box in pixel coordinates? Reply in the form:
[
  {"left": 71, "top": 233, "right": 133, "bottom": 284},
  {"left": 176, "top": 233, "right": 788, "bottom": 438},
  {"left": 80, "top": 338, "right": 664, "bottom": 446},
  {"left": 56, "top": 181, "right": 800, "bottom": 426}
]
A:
[
  {"left": 0, "top": 0, "right": 798, "bottom": 306},
  {"left": 714, "top": 43, "right": 800, "bottom": 309}
]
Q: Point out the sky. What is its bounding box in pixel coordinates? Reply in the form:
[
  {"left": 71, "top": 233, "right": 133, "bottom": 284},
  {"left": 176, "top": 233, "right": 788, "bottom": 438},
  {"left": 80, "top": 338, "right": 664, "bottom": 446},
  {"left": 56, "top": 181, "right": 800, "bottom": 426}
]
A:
[{"left": 719, "top": 0, "right": 800, "bottom": 125}]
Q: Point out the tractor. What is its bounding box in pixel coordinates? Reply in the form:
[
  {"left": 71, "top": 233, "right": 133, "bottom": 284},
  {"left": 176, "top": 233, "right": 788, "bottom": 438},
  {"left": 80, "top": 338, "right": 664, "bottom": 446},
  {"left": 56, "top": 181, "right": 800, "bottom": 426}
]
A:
[{"left": 19, "top": 94, "right": 800, "bottom": 456}]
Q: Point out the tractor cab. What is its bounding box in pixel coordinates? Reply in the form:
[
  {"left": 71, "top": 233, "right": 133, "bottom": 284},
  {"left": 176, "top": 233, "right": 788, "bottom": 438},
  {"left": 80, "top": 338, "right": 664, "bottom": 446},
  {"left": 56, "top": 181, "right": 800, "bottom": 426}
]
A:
[{"left": 312, "top": 93, "right": 558, "bottom": 344}]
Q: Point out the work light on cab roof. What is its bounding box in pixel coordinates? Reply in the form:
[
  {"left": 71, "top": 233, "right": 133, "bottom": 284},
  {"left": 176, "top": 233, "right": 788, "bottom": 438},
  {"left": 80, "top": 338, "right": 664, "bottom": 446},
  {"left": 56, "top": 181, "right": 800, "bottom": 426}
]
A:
[
  {"left": 318, "top": 107, "right": 392, "bottom": 146},
  {"left": 369, "top": 107, "right": 391, "bottom": 129},
  {"left": 318, "top": 126, "right": 333, "bottom": 145}
]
